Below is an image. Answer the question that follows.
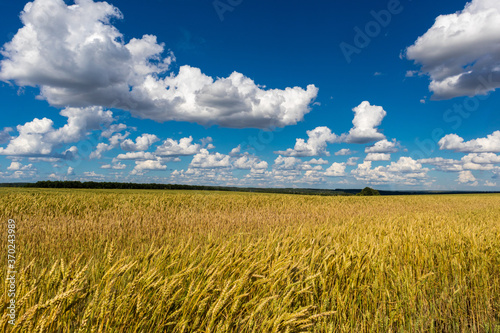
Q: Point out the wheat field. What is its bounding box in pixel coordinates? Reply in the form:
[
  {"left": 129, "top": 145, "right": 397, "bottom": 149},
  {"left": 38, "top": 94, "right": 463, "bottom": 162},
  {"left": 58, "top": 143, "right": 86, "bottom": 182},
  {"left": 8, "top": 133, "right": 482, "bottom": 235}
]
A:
[{"left": 1, "top": 188, "right": 500, "bottom": 332}]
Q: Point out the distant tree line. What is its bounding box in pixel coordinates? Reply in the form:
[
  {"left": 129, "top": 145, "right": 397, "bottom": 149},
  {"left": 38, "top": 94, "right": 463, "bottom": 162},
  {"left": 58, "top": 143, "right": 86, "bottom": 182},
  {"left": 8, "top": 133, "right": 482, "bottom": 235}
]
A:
[
  {"left": 5, "top": 181, "right": 496, "bottom": 196},
  {"left": 24, "top": 181, "right": 356, "bottom": 196},
  {"left": 26, "top": 181, "right": 211, "bottom": 190}
]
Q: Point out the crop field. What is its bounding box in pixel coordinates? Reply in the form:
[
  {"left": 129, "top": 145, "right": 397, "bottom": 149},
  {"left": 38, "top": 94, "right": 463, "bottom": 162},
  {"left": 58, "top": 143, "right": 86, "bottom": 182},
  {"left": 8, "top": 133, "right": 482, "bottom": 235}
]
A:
[{"left": 1, "top": 188, "right": 500, "bottom": 332}]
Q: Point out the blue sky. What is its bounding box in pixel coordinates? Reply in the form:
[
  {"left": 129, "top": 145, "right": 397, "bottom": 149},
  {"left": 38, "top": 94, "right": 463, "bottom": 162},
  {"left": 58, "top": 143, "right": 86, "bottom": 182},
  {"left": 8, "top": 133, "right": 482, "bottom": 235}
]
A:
[{"left": 0, "top": 0, "right": 499, "bottom": 190}]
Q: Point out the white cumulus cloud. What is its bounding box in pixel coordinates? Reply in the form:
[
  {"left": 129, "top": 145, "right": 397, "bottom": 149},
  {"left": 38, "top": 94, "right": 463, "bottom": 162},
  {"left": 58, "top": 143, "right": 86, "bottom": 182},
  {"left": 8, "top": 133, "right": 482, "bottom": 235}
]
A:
[
  {"left": 365, "top": 139, "right": 401, "bottom": 153},
  {"left": 324, "top": 163, "right": 346, "bottom": 177},
  {"left": 189, "top": 149, "right": 231, "bottom": 168},
  {"left": 114, "top": 151, "right": 158, "bottom": 161},
  {"left": 7, "top": 161, "right": 33, "bottom": 171},
  {"left": 274, "top": 101, "right": 388, "bottom": 157},
  {"left": 307, "top": 158, "right": 329, "bottom": 165},
  {"left": 274, "top": 126, "right": 338, "bottom": 157},
  {"left": 120, "top": 134, "right": 159, "bottom": 152},
  {"left": 0, "top": 0, "right": 318, "bottom": 129},
  {"left": 365, "top": 153, "right": 391, "bottom": 161},
  {"left": 0, "top": 106, "right": 114, "bottom": 157},
  {"left": 406, "top": 0, "right": 500, "bottom": 99},
  {"left": 346, "top": 157, "right": 360, "bottom": 166},
  {"left": 342, "top": 101, "right": 387, "bottom": 144},
  {"left": 273, "top": 156, "right": 322, "bottom": 171},
  {"left": 438, "top": 131, "right": 500, "bottom": 153},
  {"left": 458, "top": 170, "right": 478, "bottom": 185},
  {"left": 89, "top": 132, "right": 129, "bottom": 159},
  {"left": 155, "top": 136, "right": 202, "bottom": 157},
  {"left": 233, "top": 155, "right": 268, "bottom": 170},
  {"left": 131, "top": 159, "right": 167, "bottom": 175},
  {"left": 420, "top": 153, "right": 500, "bottom": 172},
  {"left": 352, "top": 157, "right": 429, "bottom": 185},
  {"left": 101, "top": 162, "right": 127, "bottom": 170},
  {"left": 229, "top": 145, "right": 242, "bottom": 156},
  {"left": 335, "top": 148, "right": 353, "bottom": 156}
]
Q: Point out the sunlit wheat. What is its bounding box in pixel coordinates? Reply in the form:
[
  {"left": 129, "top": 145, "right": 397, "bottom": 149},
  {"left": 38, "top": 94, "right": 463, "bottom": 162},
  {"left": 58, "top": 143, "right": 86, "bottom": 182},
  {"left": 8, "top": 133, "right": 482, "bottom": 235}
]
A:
[{"left": 1, "top": 188, "right": 499, "bottom": 332}]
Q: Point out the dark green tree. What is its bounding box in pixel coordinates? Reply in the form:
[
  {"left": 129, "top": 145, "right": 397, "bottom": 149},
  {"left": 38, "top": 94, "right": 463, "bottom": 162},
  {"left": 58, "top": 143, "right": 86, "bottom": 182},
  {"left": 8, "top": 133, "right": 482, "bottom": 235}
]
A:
[{"left": 356, "top": 187, "right": 380, "bottom": 196}]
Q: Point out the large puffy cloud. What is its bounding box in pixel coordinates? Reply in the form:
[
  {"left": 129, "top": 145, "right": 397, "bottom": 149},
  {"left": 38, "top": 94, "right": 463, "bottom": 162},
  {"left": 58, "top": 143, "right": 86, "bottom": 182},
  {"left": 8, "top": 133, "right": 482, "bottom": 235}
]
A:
[
  {"left": 131, "top": 159, "right": 167, "bottom": 175},
  {"left": 385, "top": 157, "right": 428, "bottom": 174},
  {"left": 101, "top": 124, "right": 129, "bottom": 139},
  {"left": 0, "top": 118, "right": 54, "bottom": 156},
  {"left": 114, "top": 152, "right": 158, "bottom": 161},
  {"left": 120, "top": 134, "right": 159, "bottom": 152},
  {"left": 365, "top": 139, "right": 401, "bottom": 154},
  {"left": 171, "top": 150, "right": 271, "bottom": 186},
  {"left": 7, "top": 162, "right": 34, "bottom": 171},
  {"left": 228, "top": 145, "right": 242, "bottom": 157},
  {"left": 275, "top": 101, "right": 388, "bottom": 157},
  {"left": 406, "top": 0, "right": 500, "bottom": 99},
  {"left": 0, "top": 106, "right": 114, "bottom": 157},
  {"left": 89, "top": 132, "right": 129, "bottom": 159},
  {"left": 274, "top": 127, "right": 338, "bottom": 157},
  {"left": 463, "top": 152, "right": 500, "bottom": 164},
  {"left": 266, "top": 155, "right": 347, "bottom": 184},
  {"left": 351, "top": 157, "right": 429, "bottom": 185},
  {"left": 438, "top": 131, "right": 500, "bottom": 153},
  {"left": 0, "top": 0, "right": 143, "bottom": 88},
  {"left": 324, "top": 162, "right": 346, "bottom": 177},
  {"left": 111, "top": 136, "right": 207, "bottom": 164},
  {"left": 171, "top": 168, "right": 238, "bottom": 186},
  {"left": 342, "top": 101, "right": 386, "bottom": 144},
  {"left": 1, "top": 168, "right": 37, "bottom": 180},
  {"left": 307, "top": 158, "right": 329, "bottom": 165},
  {"left": 419, "top": 153, "right": 500, "bottom": 172},
  {"left": 101, "top": 162, "right": 126, "bottom": 170},
  {"left": 82, "top": 171, "right": 105, "bottom": 179},
  {"left": 155, "top": 136, "right": 202, "bottom": 157},
  {"left": 45, "top": 107, "right": 114, "bottom": 143},
  {"left": 0, "top": 0, "right": 318, "bottom": 129},
  {"left": 233, "top": 155, "right": 268, "bottom": 170},
  {"left": 189, "top": 149, "right": 231, "bottom": 168},
  {"left": 363, "top": 139, "right": 401, "bottom": 161},
  {"left": 346, "top": 157, "right": 360, "bottom": 166},
  {"left": 458, "top": 170, "right": 478, "bottom": 185},
  {"left": 173, "top": 150, "right": 269, "bottom": 184},
  {"left": 418, "top": 157, "right": 464, "bottom": 172},
  {"left": 273, "top": 156, "right": 323, "bottom": 171},
  {"left": 273, "top": 156, "right": 303, "bottom": 170},
  {"left": 462, "top": 153, "right": 500, "bottom": 170},
  {"left": 335, "top": 148, "right": 353, "bottom": 156},
  {"left": 365, "top": 153, "right": 390, "bottom": 161}
]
